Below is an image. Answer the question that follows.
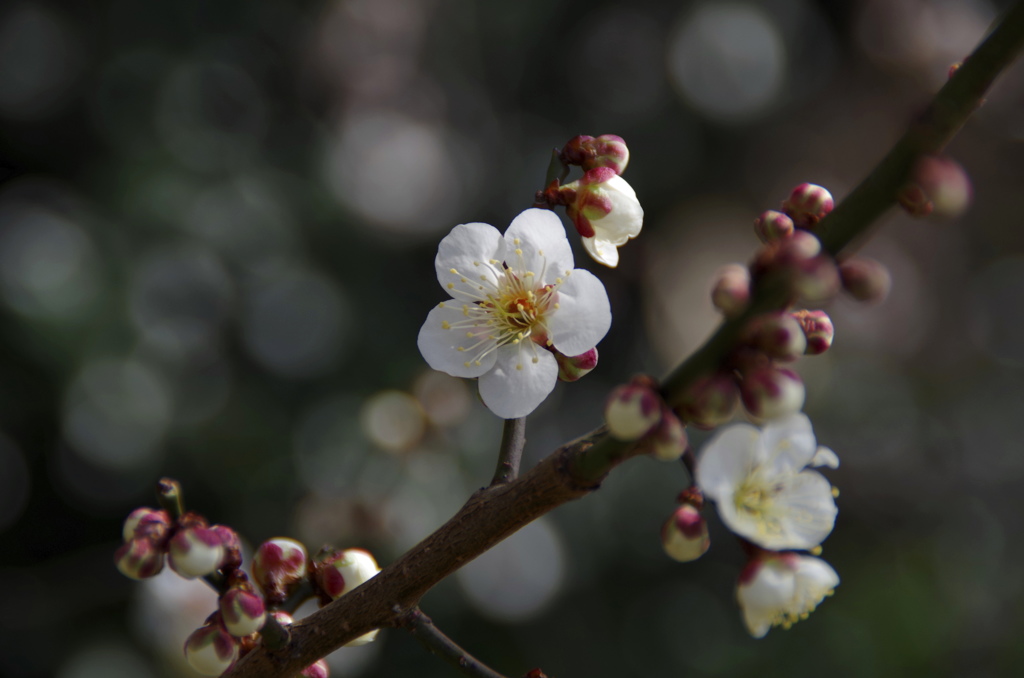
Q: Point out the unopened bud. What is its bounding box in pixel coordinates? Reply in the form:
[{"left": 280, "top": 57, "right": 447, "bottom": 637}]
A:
[
  {"left": 744, "top": 313, "right": 807, "bottom": 362},
  {"left": 711, "top": 264, "right": 751, "bottom": 318},
  {"left": 661, "top": 503, "right": 710, "bottom": 562},
  {"left": 315, "top": 548, "right": 381, "bottom": 601},
  {"left": 301, "top": 660, "right": 331, "bottom": 678},
  {"left": 219, "top": 588, "right": 267, "bottom": 638},
  {"left": 782, "top": 183, "right": 834, "bottom": 228},
  {"left": 252, "top": 538, "right": 309, "bottom": 604},
  {"left": 122, "top": 507, "right": 170, "bottom": 543},
  {"left": 114, "top": 537, "right": 166, "bottom": 580},
  {"left": 645, "top": 408, "right": 688, "bottom": 462},
  {"left": 168, "top": 526, "right": 225, "bottom": 579},
  {"left": 211, "top": 524, "right": 242, "bottom": 571},
  {"left": 560, "top": 134, "right": 630, "bottom": 174},
  {"left": 553, "top": 347, "right": 598, "bottom": 382},
  {"left": 560, "top": 167, "right": 643, "bottom": 268},
  {"left": 605, "top": 377, "right": 662, "bottom": 441},
  {"left": 675, "top": 373, "right": 740, "bottom": 429},
  {"left": 185, "top": 624, "right": 239, "bottom": 676},
  {"left": 753, "top": 210, "right": 795, "bottom": 243},
  {"left": 740, "top": 366, "right": 805, "bottom": 421},
  {"left": 897, "top": 183, "right": 933, "bottom": 217},
  {"left": 839, "top": 257, "right": 892, "bottom": 304},
  {"left": 791, "top": 310, "right": 834, "bottom": 355},
  {"left": 905, "top": 155, "right": 972, "bottom": 218}
]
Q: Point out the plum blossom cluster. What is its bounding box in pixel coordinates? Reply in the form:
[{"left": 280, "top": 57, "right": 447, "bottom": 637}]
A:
[
  {"left": 115, "top": 479, "right": 380, "bottom": 676},
  {"left": 418, "top": 208, "right": 611, "bottom": 419}
]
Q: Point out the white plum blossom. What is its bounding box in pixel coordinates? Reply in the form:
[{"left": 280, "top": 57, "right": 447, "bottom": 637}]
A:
[
  {"left": 562, "top": 167, "right": 644, "bottom": 268},
  {"left": 695, "top": 413, "right": 838, "bottom": 550},
  {"left": 418, "top": 209, "right": 611, "bottom": 419},
  {"left": 737, "top": 551, "right": 839, "bottom": 638}
]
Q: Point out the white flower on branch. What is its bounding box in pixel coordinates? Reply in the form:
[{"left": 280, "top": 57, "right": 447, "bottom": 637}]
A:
[
  {"left": 562, "top": 168, "right": 644, "bottom": 268},
  {"left": 695, "top": 413, "right": 838, "bottom": 550},
  {"left": 737, "top": 551, "right": 839, "bottom": 638},
  {"left": 418, "top": 208, "right": 611, "bottom": 418}
]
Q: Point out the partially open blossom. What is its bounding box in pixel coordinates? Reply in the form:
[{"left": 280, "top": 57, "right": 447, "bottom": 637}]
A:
[
  {"left": 301, "top": 659, "right": 330, "bottom": 678},
  {"left": 219, "top": 587, "right": 267, "bottom": 638},
  {"left": 782, "top": 183, "right": 833, "bottom": 228},
  {"left": 115, "top": 536, "right": 165, "bottom": 580},
  {"left": 605, "top": 377, "right": 662, "bottom": 441},
  {"left": 739, "top": 366, "right": 805, "bottom": 421},
  {"left": 737, "top": 551, "right": 839, "bottom": 638},
  {"left": 316, "top": 548, "right": 381, "bottom": 600},
  {"left": 710, "top": 264, "right": 751, "bottom": 318},
  {"left": 418, "top": 209, "right": 612, "bottom": 418},
  {"left": 122, "top": 507, "right": 170, "bottom": 542},
  {"left": 252, "top": 538, "right": 309, "bottom": 604},
  {"left": 839, "top": 257, "right": 892, "bottom": 304},
  {"left": 661, "top": 503, "right": 710, "bottom": 562},
  {"left": 675, "top": 373, "right": 740, "bottom": 429},
  {"left": 560, "top": 167, "right": 644, "bottom": 267},
  {"left": 168, "top": 525, "right": 225, "bottom": 579},
  {"left": 753, "top": 210, "right": 795, "bottom": 243},
  {"left": 553, "top": 346, "right": 598, "bottom": 382},
  {"left": 744, "top": 313, "right": 807, "bottom": 361},
  {"left": 185, "top": 623, "right": 239, "bottom": 676},
  {"left": 695, "top": 414, "right": 838, "bottom": 550},
  {"left": 791, "top": 309, "right": 834, "bottom": 355},
  {"left": 560, "top": 134, "right": 630, "bottom": 174}
]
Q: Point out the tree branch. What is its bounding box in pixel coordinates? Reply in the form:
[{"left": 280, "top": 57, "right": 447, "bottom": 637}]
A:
[
  {"left": 490, "top": 418, "right": 527, "bottom": 485},
  {"left": 401, "top": 608, "right": 510, "bottom": 678},
  {"left": 225, "top": 5, "right": 1024, "bottom": 675}
]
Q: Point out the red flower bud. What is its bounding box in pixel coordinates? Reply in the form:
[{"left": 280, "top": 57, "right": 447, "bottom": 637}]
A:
[
  {"left": 251, "top": 538, "right": 309, "bottom": 604},
  {"left": 553, "top": 347, "right": 598, "bottom": 382},
  {"left": 790, "top": 309, "right": 834, "bottom": 355},
  {"left": 782, "top": 183, "right": 834, "bottom": 228},
  {"left": 753, "top": 210, "right": 795, "bottom": 243},
  {"left": 114, "top": 537, "right": 165, "bottom": 580},
  {"left": 675, "top": 373, "right": 740, "bottom": 429},
  {"left": 710, "top": 264, "right": 751, "bottom": 318},
  {"left": 740, "top": 366, "right": 805, "bottom": 421},
  {"left": 839, "top": 257, "right": 892, "bottom": 304}
]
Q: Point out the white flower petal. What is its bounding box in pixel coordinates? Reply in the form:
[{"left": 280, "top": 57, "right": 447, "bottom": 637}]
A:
[
  {"left": 595, "top": 175, "right": 643, "bottom": 241},
  {"left": 478, "top": 344, "right": 558, "bottom": 419},
  {"left": 504, "top": 209, "right": 574, "bottom": 282},
  {"left": 417, "top": 303, "right": 496, "bottom": 378},
  {"left": 695, "top": 423, "right": 760, "bottom": 500},
  {"left": 546, "top": 269, "right": 611, "bottom": 356},
  {"left": 435, "top": 222, "right": 504, "bottom": 292},
  {"left": 737, "top": 554, "right": 838, "bottom": 638},
  {"left": 762, "top": 471, "right": 838, "bottom": 550},
  {"left": 581, "top": 235, "right": 620, "bottom": 267},
  {"left": 760, "top": 413, "right": 817, "bottom": 474},
  {"left": 810, "top": 446, "right": 840, "bottom": 469}
]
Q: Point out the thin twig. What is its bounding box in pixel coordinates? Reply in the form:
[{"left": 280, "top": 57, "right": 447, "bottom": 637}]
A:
[
  {"left": 402, "top": 608, "right": 510, "bottom": 678},
  {"left": 491, "top": 417, "right": 527, "bottom": 485}
]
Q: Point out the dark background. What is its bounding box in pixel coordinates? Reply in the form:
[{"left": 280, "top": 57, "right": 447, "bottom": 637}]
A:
[{"left": 2, "top": 1, "right": 1024, "bottom": 677}]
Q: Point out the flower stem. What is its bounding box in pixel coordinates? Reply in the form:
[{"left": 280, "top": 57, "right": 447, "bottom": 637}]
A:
[
  {"left": 156, "top": 477, "right": 184, "bottom": 521},
  {"left": 402, "top": 607, "right": 510, "bottom": 678},
  {"left": 490, "top": 417, "right": 527, "bottom": 485}
]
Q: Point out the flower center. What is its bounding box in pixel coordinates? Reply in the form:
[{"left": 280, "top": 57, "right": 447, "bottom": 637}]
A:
[{"left": 735, "top": 478, "right": 784, "bottom": 538}]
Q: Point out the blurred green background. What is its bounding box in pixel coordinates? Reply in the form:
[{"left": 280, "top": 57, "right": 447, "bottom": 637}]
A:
[{"left": 2, "top": 0, "right": 1024, "bottom": 676}]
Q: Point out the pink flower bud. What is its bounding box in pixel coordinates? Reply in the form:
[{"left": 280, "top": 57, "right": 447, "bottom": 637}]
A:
[
  {"left": 791, "top": 309, "right": 834, "bottom": 355},
  {"left": 661, "top": 503, "right": 710, "bottom": 562},
  {"left": 905, "top": 155, "right": 972, "bottom": 218},
  {"left": 839, "top": 257, "right": 892, "bottom": 304},
  {"left": 560, "top": 134, "right": 630, "bottom": 174},
  {"left": 122, "top": 507, "right": 170, "bottom": 543},
  {"left": 114, "top": 537, "right": 165, "bottom": 580},
  {"left": 675, "top": 373, "right": 740, "bottom": 429},
  {"left": 211, "top": 524, "right": 242, "bottom": 571},
  {"left": 710, "top": 264, "right": 751, "bottom": 318},
  {"left": 896, "top": 183, "right": 933, "bottom": 217},
  {"left": 553, "top": 347, "right": 598, "bottom": 382},
  {"left": 753, "top": 210, "right": 795, "bottom": 243},
  {"left": 645, "top": 407, "right": 688, "bottom": 462},
  {"left": 782, "top": 183, "right": 834, "bottom": 228},
  {"left": 740, "top": 366, "right": 805, "bottom": 421},
  {"left": 251, "top": 538, "right": 309, "bottom": 604},
  {"left": 744, "top": 313, "right": 807, "bottom": 362},
  {"left": 604, "top": 377, "right": 663, "bottom": 441},
  {"left": 560, "top": 167, "right": 643, "bottom": 267},
  {"left": 184, "top": 624, "right": 240, "bottom": 676},
  {"left": 315, "top": 548, "right": 381, "bottom": 601},
  {"left": 301, "top": 659, "right": 331, "bottom": 678},
  {"left": 219, "top": 588, "right": 267, "bottom": 638},
  {"left": 168, "top": 526, "right": 226, "bottom": 579}
]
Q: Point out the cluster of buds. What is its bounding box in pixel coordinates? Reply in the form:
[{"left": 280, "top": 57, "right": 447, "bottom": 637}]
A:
[
  {"left": 604, "top": 375, "right": 688, "bottom": 462},
  {"left": 535, "top": 134, "right": 644, "bottom": 268},
  {"left": 115, "top": 480, "right": 382, "bottom": 677}
]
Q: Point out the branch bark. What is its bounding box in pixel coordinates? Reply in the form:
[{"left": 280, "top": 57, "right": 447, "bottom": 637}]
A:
[
  {"left": 401, "top": 608, "right": 510, "bottom": 678},
  {"left": 226, "top": 4, "right": 1024, "bottom": 675}
]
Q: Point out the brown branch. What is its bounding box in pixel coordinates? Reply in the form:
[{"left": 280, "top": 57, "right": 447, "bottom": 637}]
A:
[
  {"left": 225, "top": 5, "right": 1024, "bottom": 675},
  {"left": 491, "top": 417, "right": 527, "bottom": 485},
  {"left": 401, "top": 607, "right": 510, "bottom": 678}
]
